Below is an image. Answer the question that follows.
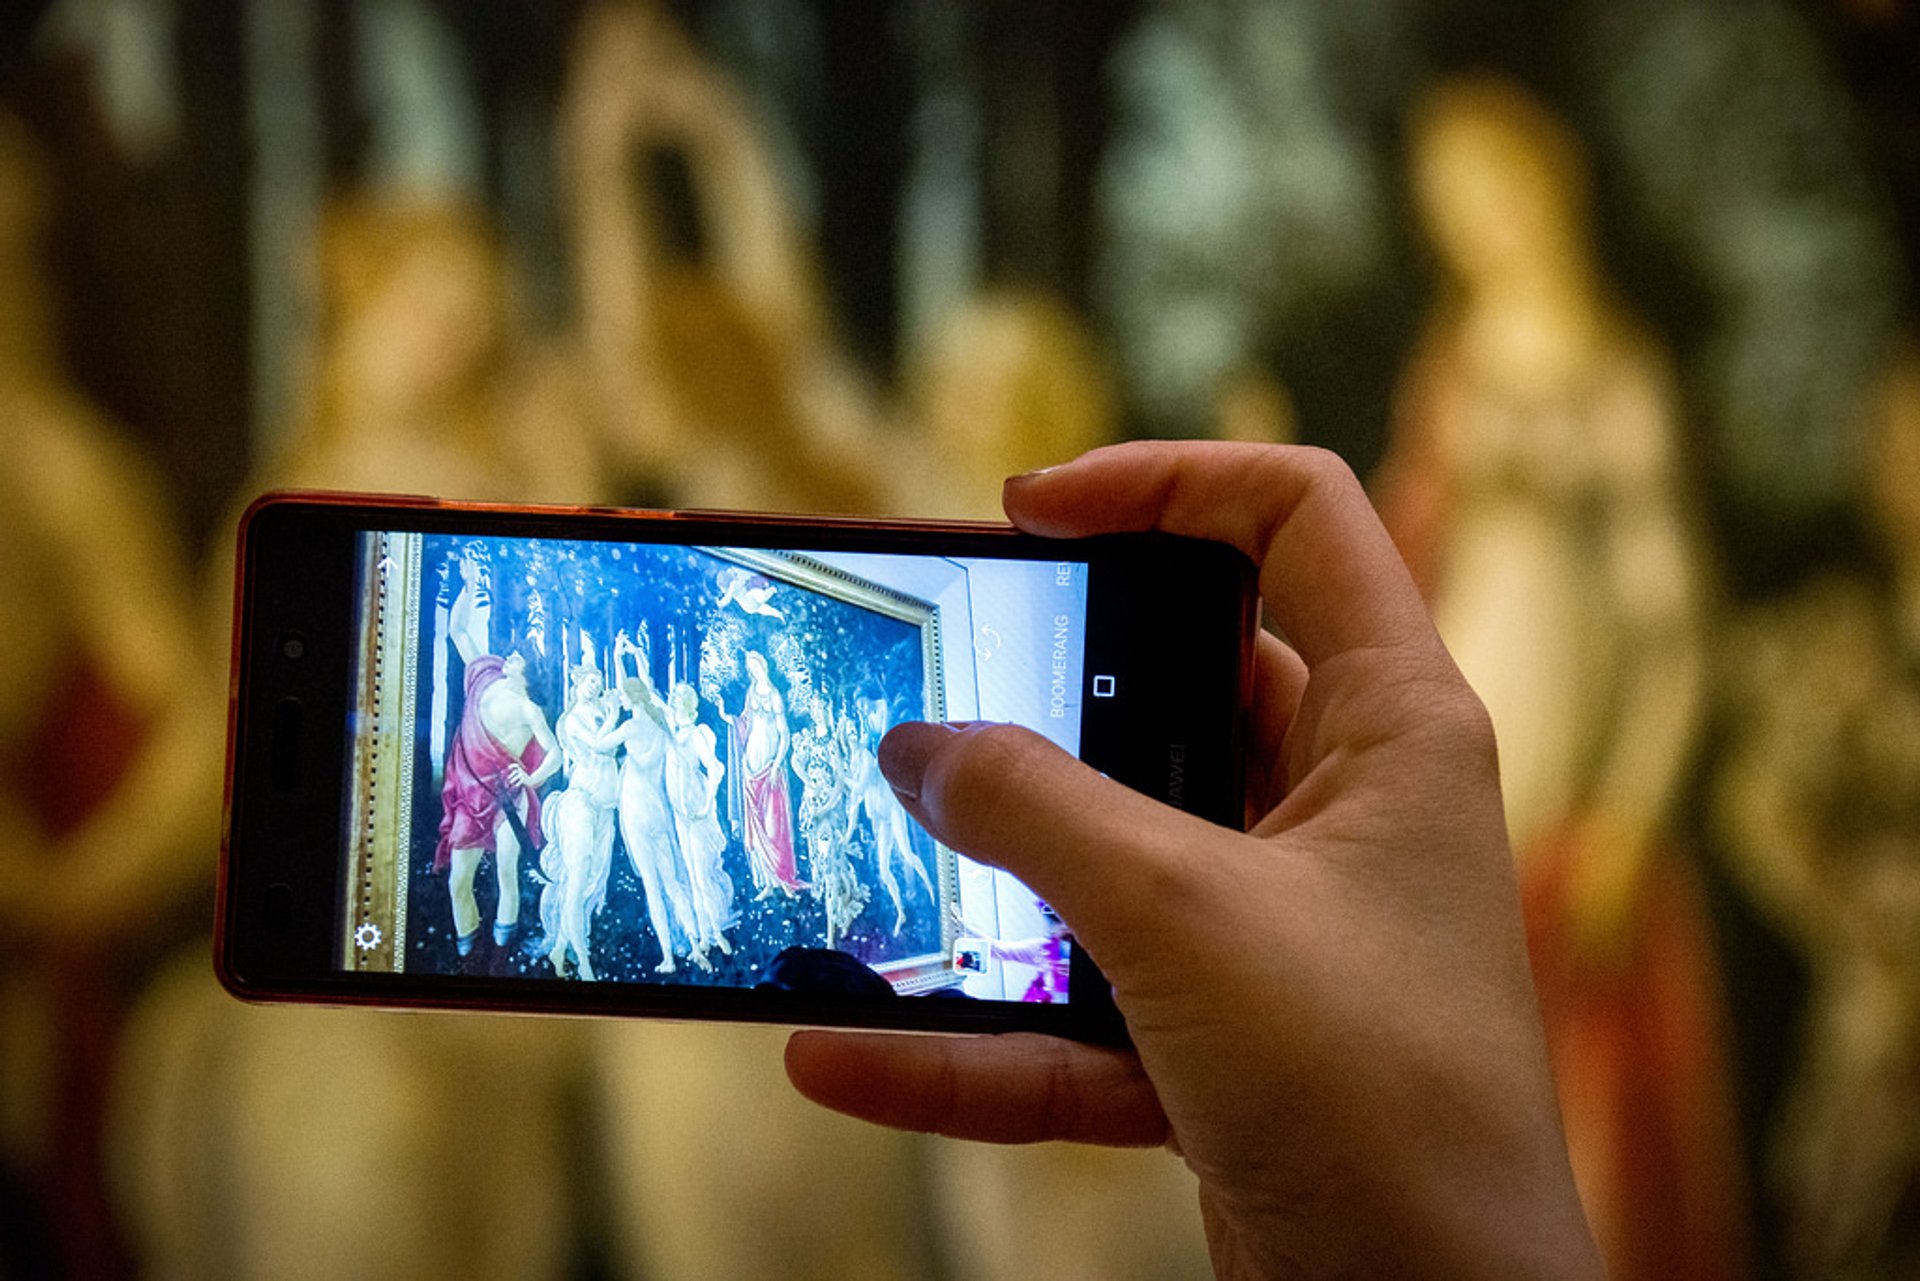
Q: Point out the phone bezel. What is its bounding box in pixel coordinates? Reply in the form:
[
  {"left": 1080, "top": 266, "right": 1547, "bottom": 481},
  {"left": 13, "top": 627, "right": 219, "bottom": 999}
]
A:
[{"left": 217, "top": 491, "right": 1257, "bottom": 1044}]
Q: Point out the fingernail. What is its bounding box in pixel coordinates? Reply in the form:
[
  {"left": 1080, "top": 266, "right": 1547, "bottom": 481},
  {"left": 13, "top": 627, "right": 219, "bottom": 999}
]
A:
[
  {"left": 1004, "top": 464, "right": 1062, "bottom": 486},
  {"left": 878, "top": 721, "right": 961, "bottom": 801}
]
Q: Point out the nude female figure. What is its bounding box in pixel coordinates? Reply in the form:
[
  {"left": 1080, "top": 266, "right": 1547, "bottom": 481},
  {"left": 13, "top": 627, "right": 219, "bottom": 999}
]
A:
[
  {"left": 839, "top": 698, "right": 934, "bottom": 936},
  {"left": 612, "top": 632, "right": 700, "bottom": 973},
  {"left": 537, "top": 662, "right": 625, "bottom": 979},
  {"left": 662, "top": 682, "right": 737, "bottom": 962}
]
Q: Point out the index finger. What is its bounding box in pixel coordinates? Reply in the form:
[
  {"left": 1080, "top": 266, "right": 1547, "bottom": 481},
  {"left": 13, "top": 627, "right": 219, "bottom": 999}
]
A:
[{"left": 1004, "top": 442, "right": 1438, "bottom": 669}]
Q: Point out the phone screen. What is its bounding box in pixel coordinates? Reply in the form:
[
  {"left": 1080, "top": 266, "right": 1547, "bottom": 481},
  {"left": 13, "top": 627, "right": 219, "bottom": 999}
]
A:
[{"left": 340, "top": 529, "right": 1089, "bottom": 1004}]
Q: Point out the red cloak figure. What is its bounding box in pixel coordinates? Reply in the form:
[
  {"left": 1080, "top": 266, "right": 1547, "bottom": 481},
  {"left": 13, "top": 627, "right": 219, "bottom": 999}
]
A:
[{"left": 435, "top": 654, "right": 546, "bottom": 872}]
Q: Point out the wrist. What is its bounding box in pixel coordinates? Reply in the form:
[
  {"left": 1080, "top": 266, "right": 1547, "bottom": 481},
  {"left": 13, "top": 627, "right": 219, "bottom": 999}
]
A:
[
  {"left": 1199, "top": 1029, "right": 1603, "bottom": 1280},
  {"left": 1381, "top": 1083, "right": 1604, "bottom": 1281},
  {"left": 1412, "top": 1182, "right": 1604, "bottom": 1281},
  {"left": 1220, "top": 1176, "right": 1602, "bottom": 1281}
]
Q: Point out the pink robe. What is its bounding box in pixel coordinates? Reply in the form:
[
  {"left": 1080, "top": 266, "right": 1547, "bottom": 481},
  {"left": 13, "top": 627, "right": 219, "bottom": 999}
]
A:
[
  {"left": 5, "top": 654, "right": 150, "bottom": 1277},
  {"left": 731, "top": 705, "right": 805, "bottom": 892},
  {"left": 434, "top": 655, "right": 546, "bottom": 872},
  {"left": 1524, "top": 826, "right": 1751, "bottom": 1281},
  {"left": 992, "top": 935, "right": 1070, "bottom": 1004}
]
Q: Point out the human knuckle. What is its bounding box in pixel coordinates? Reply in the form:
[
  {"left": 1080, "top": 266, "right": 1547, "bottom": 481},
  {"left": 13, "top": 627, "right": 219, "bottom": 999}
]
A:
[
  {"left": 951, "top": 722, "right": 1035, "bottom": 784},
  {"left": 1249, "top": 445, "right": 1365, "bottom": 521},
  {"left": 1128, "top": 437, "right": 1190, "bottom": 468},
  {"left": 1035, "top": 1045, "right": 1080, "bottom": 1136},
  {"left": 1289, "top": 444, "right": 1361, "bottom": 491},
  {"left": 1428, "top": 681, "right": 1501, "bottom": 776}
]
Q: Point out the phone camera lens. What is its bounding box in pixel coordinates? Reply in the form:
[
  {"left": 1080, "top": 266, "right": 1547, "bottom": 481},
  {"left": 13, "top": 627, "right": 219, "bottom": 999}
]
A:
[{"left": 279, "top": 633, "right": 307, "bottom": 662}]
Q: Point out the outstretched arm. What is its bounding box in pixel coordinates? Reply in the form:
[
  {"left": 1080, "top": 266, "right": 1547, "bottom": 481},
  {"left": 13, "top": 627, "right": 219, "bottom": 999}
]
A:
[
  {"left": 560, "top": 4, "right": 689, "bottom": 472},
  {"left": 611, "top": 631, "right": 634, "bottom": 674}
]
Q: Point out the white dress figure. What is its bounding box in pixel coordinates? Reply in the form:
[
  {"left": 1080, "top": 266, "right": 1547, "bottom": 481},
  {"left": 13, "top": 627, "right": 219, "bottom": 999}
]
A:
[
  {"left": 537, "top": 662, "right": 624, "bottom": 980},
  {"left": 663, "top": 681, "right": 737, "bottom": 959},
  {"left": 612, "top": 632, "right": 700, "bottom": 972},
  {"left": 721, "top": 651, "right": 806, "bottom": 899}
]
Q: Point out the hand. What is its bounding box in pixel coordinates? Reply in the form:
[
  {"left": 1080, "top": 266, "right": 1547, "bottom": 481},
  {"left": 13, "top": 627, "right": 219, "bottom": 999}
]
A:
[
  {"left": 945, "top": 903, "right": 989, "bottom": 940},
  {"left": 784, "top": 443, "right": 1601, "bottom": 1280},
  {"left": 505, "top": 764, "right": 529, "bottom": 789}
]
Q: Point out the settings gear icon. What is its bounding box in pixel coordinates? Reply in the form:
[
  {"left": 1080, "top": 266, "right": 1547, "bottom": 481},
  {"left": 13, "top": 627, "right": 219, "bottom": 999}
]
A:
[{"left": 354, "top": 922, "right": 383, "bottom": 951}]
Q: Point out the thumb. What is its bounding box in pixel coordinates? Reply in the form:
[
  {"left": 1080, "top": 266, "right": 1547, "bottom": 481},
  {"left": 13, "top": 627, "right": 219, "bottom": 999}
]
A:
[{"left": 879, "top": 721, "right": 1228, "bottom": 965}]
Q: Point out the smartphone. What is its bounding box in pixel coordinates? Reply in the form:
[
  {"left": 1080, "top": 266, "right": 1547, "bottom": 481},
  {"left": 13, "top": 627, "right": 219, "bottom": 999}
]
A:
[{"left": 217, "top": 493, "right": 1256, "bottom": 1043}]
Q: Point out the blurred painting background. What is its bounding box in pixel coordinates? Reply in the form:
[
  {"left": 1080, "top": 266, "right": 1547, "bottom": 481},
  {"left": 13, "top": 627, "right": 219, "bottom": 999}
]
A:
[{"left": 1, "top": 1, "right": 1916, "bottom": 1278}]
